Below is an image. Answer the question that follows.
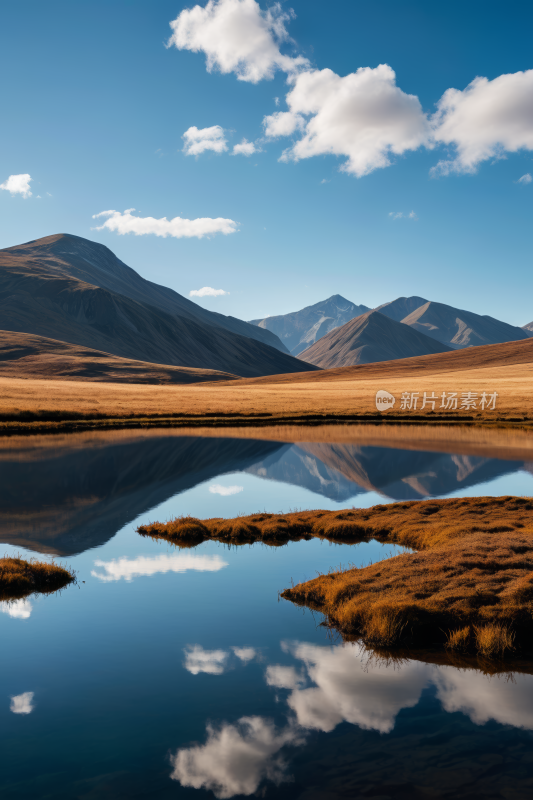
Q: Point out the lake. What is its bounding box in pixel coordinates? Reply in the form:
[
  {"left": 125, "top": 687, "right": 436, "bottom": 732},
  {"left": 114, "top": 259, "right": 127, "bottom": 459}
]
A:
[{"left": 2, "top": 428, "right": 533, "bottom": 799}]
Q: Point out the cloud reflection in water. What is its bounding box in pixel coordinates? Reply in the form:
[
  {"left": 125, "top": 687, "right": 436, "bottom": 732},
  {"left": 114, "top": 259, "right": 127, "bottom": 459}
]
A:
[
  {"left": 0, "top": 599, "right": 33, "bottom": 619},
  {"left": 91, "top": 553, "right": 228, "bottom": 582},
  {"left": 172, "top": 640, "right": 533, "bottom": 797}
]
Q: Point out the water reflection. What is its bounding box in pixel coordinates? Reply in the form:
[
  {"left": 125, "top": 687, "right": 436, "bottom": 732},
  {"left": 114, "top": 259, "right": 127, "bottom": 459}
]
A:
[
  {"left": 10, "top": 692, "right": 34, "bottom": 714},
  {"left": 173, "top": 639, "right": 533, "bottom": 797},
  {"left": 91, "top": 552, "right": 228, "bottom": 582},
  {"left": 0, "top": 431, "right": 531, "bottom": 556},
  {"left": 248, "top": 443, "right": 524, "bottom": 501},
  {"left": 0, "top": 598, "right": 33, "bottom": 619}
]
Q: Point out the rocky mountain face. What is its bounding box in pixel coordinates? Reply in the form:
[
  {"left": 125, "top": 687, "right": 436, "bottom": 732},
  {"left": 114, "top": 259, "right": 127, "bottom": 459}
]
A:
[
  {"left": 297, "top": 309, "right": 451, "bottom": 368},
  {"left": 0, "top": 234, "right": 318, "bottom": 379},
  {"left": 249, "top": 294, "right": 370, "bottom": 355}
]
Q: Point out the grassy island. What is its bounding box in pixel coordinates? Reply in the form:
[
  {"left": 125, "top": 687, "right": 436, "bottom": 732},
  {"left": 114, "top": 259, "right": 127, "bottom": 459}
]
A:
[
  {"left": 139, "top": 496, "right": 533, "bottom": 658},
  {"left": 0, "top": 556, "right": 75, "bottom": 601}
]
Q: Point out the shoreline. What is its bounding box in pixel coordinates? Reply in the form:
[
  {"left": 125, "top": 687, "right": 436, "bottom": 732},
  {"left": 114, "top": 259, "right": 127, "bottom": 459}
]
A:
[{"left": 137, "top": 498, "right": 533, "bottom": 661}]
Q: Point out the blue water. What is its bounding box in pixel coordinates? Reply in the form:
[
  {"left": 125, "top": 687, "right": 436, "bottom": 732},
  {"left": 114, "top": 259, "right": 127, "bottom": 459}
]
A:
[{"left": 1, "top": 431, "right": 533, "bottom": 799}]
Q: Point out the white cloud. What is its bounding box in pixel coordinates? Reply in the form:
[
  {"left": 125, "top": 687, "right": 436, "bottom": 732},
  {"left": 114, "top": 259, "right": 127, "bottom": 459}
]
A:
[
  {"left": 171, "top": 716, "right": 302, "bottom": 798},
  {"left": 517, "top": 172, "right": 532, "bottom": 184},
  {"left": 10, "top": 692, "right": 34, "bottom": 714},
  {"left": 0, "top": 173, "right": 32, "bottom": 198},
  {"left": 0, "top": 599, "right": 33, "bottom": 619},
  {"left": 183, "top": 125, "right": 228, "bottom": 155},
  {"left": 431, "top": 69, "right": 533, "bottom": 174},
  {"left": 263, "top": 110, "right": 305, "bottom": 138},
  {"left": 232, "top": 138, "right": 257, "bottom": 156},
  {"left": 265, "top": 65, "right": 430, "bottom": 177},
  {"left": 190, "top": 287, "right": 230, "bottom": 297},
  {"left": 209, "top": 483, "right": 243, "bottom": 495},
  {"left": 184, "top": 645, "right": 229, "bottom": 675},
  {"left": 389, "top": 210, "right": 418, "bottom": 220},
  {"left": 91, "top": 553, "right": 228, "bottom": 582},
  {"left": 233, "top": 647, "right": 257, "bottom": 663},
  {"left": 92, "top": 209, "right": 238, "bottom": 239},
  {"left": 168, "top": 0, "right": 309, "bottom": 84}
]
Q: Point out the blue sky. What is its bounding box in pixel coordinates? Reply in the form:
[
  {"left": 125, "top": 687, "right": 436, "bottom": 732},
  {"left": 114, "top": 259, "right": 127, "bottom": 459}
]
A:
[{"left": 1, "top": 0, "right": 532, "bottom": 325}]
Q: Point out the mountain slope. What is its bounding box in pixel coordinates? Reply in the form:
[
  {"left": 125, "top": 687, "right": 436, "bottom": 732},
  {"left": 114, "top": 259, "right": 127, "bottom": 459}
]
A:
[
  {"left": 0, "top": 330, "right": 239, "bottom": 383},
  {"left": 375, "top": 296, "right": 428, "bottom": 322},
  {"left": 249, "top": 294, "right": 370, "bottom": 355},
  {"left": 3, "top": 234, "right": 288, "bottom": 353},
  {"left": 522, "top": 321, "right": 533, "bottom": 335},
  {"left": 297, "top": 310, "right": 452, "bottom": 368},
  {"left": 401, "top": 301, "right": 529, "bottom": 349},
  {"left": 0, "top": 235, "right": 318, "bottom": 379}
]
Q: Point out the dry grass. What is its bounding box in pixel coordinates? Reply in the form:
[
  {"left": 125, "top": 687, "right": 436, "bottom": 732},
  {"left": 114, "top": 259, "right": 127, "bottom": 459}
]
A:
[
  {"left": 0, "top": 556, "right": 75, "bottom": 601},
  {"left": 139, "top": 496, "right": 533, "bottom": 659},
  {"left": 138, "top": 496, "right": 533, "bottom": 551},
  {"left": 1, "top": 340, "right": 533, "bottom": 434}
]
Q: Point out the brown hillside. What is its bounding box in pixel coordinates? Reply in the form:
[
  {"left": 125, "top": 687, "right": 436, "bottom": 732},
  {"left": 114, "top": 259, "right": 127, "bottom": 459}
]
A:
[
  {"left": 0, "top": 330, "right": 238, "bottom": 384},
  {"left": 297, "top": 310, "right": 451, "bottom": 368}
]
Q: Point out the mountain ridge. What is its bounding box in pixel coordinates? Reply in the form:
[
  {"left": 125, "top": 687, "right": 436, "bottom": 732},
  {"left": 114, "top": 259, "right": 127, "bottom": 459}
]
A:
[{"left": 297, "top": 309, "right": 452, "bottom": 368}]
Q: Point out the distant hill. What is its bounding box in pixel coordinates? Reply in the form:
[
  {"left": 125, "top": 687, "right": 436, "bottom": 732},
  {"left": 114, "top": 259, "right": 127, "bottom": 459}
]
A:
[
  {"left": 0, "top": 234, "right": 318, "bottom": 379},
  {"left": 0, "top": 330, "right": 239, "bottom": 383},
  {"left": 401, "top": 301, "right": 530, "bottom": 349},
  {"left": 249, "top": 294, "right": 370, "bottom": 355},
  {"left": 297, "top": 310, "right": 451, "bottom": 368},
  {"left": 523, "top": 321, "right": 533, "bottom": 335}
]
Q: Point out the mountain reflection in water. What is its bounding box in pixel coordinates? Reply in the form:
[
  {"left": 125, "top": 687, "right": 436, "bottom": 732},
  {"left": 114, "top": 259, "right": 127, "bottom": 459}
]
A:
[
  {"left": 0, "top": 430, "right": 530, "bottom": 555},
  {"left": 173, "top": 639, "right": 533, "bottom": 799}
]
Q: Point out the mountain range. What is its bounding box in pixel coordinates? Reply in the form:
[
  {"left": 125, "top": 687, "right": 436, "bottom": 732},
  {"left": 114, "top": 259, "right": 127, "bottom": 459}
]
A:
[
  {"left": 251, "top": 293, "right": 531, "bottom": 369},
  {"left": 1, "top": 233, "right": 531, "bottom": 380},
  {"left": 249, "top": 295, "right": 370, "bottom": 355},
  {"left": 0, "top": 234, "right": 317, "bottom": 379}
]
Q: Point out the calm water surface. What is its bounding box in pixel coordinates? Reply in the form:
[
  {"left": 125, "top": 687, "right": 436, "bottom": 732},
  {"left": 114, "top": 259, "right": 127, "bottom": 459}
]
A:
[{"left": 1, "top": 430, "right": 533, "bottom": 799}]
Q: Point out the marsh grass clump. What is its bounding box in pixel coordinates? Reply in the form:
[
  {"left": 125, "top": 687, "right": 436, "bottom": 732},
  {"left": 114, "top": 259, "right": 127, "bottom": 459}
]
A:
[
  {"left": 474, "top": 624, "right": 515, "bottom": 658},
  {"left": 138, "top": 517, "right": 209, "bottom": 547},
  {"left": 0, "top": 556, "right": 75, "bottom": 601},
  {"left": 446, "top": 626, "right": 472, "bottom": 652}
]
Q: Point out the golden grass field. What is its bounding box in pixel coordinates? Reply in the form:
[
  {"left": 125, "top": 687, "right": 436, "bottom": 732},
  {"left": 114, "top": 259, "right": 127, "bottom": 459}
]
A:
[
  {"left": 138, "top": 497, "right": 533, "bottom": 659},
  {"left": 1, "top": 336, "right": 533, "bottom": 433}
]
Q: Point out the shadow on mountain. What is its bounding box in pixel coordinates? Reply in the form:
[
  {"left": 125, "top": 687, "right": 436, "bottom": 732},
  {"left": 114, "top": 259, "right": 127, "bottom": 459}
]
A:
[{"left": 0, "top": 434, "right": 285, "bottom": 556}]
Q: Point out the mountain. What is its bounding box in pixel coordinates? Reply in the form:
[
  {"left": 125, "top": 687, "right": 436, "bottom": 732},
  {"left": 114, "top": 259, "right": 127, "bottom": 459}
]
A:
[
  {"left": 0, "top": 330, "right": 238, "bottom": 383},
  {"left": 523, "top": 321, "right": 533, "bottom": 336},
  {"left": 377, "top": 295, "right": 529, "bottom": 349},
  {"left": 249, "top": 294, "right": 370, "bottom": 355},
  {"left": 375, "top": 296, "right": 428, "bottom": 322},
  {"left": 297, "top": 309, "right": 451, "bottom": 368},
  {"left": 4, "top": 233, "right": 288, "bottom": 352},
  {"left": 400, "top": 301, "right": 530, "bottom": 349},
  {"left": 0, "top": 234, "right": 318, "bottom": 379}
]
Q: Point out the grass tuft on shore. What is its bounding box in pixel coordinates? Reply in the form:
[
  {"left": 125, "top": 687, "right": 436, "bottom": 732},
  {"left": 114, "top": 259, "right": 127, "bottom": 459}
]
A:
[{"left": 0, "top": 556, "right": 75, "bottom": 601}]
